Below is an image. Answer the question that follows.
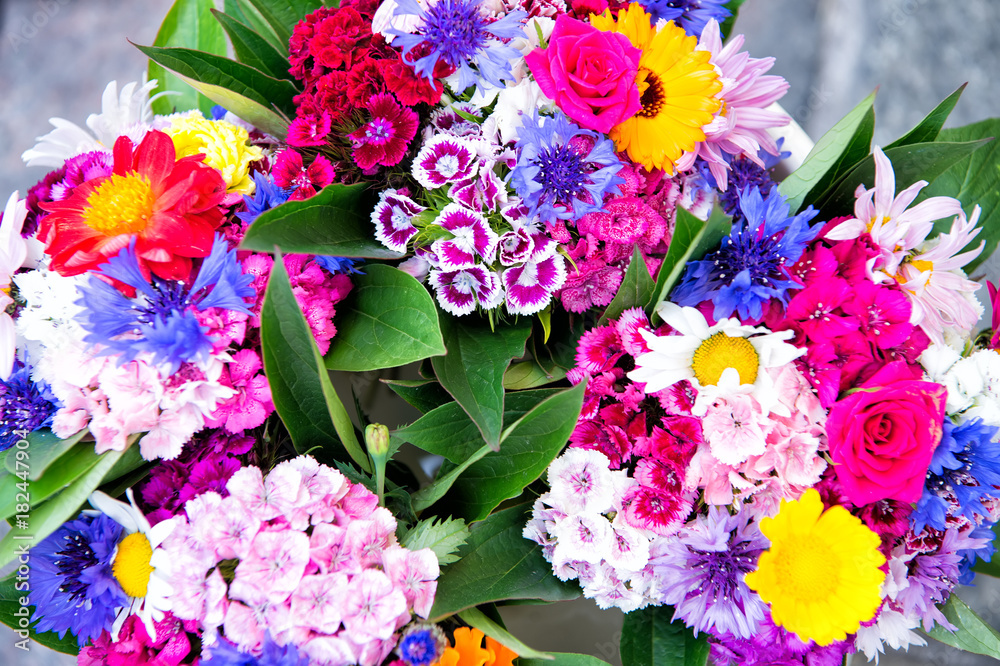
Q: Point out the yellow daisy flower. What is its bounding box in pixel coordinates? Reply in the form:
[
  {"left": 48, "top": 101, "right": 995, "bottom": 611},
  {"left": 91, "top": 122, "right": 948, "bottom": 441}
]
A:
[
  {"left": 592, "top": 5, "right": 722, "bottom": 172},
  {"left": 165, "top": 113, "right": 264, "bottom": 195},
  {"left": 745, "top": 489, "right": 887, "bottom": 646}
]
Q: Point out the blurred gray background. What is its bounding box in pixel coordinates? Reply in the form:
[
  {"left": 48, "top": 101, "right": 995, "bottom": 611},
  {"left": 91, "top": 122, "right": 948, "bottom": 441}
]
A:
[{"left": 1, "top": 0, "right": 999, "bottom": 664}]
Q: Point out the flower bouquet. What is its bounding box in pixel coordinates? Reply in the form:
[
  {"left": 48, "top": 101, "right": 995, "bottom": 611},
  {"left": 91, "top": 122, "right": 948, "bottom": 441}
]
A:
[{"left": 3, "top": 0, "right": 1000, "bottom": 665}]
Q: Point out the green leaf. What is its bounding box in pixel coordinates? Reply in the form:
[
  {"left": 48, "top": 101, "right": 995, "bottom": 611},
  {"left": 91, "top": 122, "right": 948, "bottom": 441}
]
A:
[
  {"left": 135, "top": 43, "right": 297, "bottom": 128},
  {"left": 240, "top": 0, "right": 323, "bottom": 47},
  {"left": 260, "top": 254, "right": 371, "bottom": 472},
  {"left": 427, "top": 504, "right": 580, "bottom": 620},
  {"left": 458, "top": 605, "right": 552, "bottom": 660},
  {"left": 719, "top": 0, "right": 748, "bottom": 43},
  {"left": 224, "top": 1, "right": 284, "bottom": 51},
  {"left": 0, "top": 443, "right": 103, "bottom": 521},
  {"left": 0, "top": 572, "right": 80, "bottom": 655},
  {"left": 444, "top": 383, "right": 586, "bottom": 522},
  {"left": 431, "top": 317, "right": 531, "bottom": 450},
  {"left": 886, "top": 84, "right": 966, "bottom": 149},
  {"left": 503, "top": 360, "right": 567, "bottom": 390},
  {"left": 778, "top": 90, "right": 877, "bottom": 213},
  {"left": 925, "top": 594, "right": 1000, "bottom": 658},
  {"left": 410, "top": 446, "right": 491, "bottom": 512},
  {"left": 147, "top": 0, "right": 228, "bottom": 116},
  {"left": 240, "top": 184, "right": 402, "bottom": 258},
  {"left": 400, "top": 516, "right": 470, "bottom": 565},
  {"left": 921, "top": 118, "right": 1000, "bottom": 273},
  {"left": 519, "top": 655, "right": 612, "bottom": 666},
  {"left": 648, "top": 207, "right": 731, "bottom": 321},
  {"left": 620, "top": 606, "right": 710, "bottom": 666},
  {"left": 4, "top": 429, "right": 87, "bottom": 480},
  {"left": 382, "top": 379, "right": 453, "bottom": 414},
  {"left": 813, "top": 139, "right": 992, "bottom": 219},
  {"left": 324, "top": 265, "right": 445, "bottom": 371},
  {"left": 0, "top": 450, "right": 124, "bottom": 568},
  {"left": 212, "top": 10, "right": 295, "bottom": 81},
  {"left": 600, "top": 244, "right": 656, "bottom": 325}
]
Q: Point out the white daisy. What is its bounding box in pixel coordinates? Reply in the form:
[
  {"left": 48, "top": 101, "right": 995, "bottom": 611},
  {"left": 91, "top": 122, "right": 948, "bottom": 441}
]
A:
[
  {"left": 628, "top": 301, "right": 804, "bottom": 416},
  {"left": 89, "top": 489, "right": 176, "bottom": 640}
]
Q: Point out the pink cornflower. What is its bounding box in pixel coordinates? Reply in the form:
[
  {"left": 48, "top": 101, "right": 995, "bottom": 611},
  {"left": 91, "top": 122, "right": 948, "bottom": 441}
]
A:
[{"left": 349, "top": 93, "right": 419, "bottom": 171}]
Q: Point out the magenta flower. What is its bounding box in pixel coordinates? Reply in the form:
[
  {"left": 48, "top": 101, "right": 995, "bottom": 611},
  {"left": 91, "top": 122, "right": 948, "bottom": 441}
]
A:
[
  {"left": 372, "top": 189, "right": 424, "bottom": 253},
  {"left": 451, "top": 169, "right": 504, "bottom": 213},
  {"left": 841, "top": 280, "right": 914, "bottom": 349},
  {"left": 273, "top": 149, "right": 336, "bottom": 201},
  {"left": 428, "top": 265, "right": 503, "bottom": 316},
  {"left": 205, "top": 349, "right": 274, "bottom": 434},
  {"left": 412, "top": 134, "right": 480, "bottom": 189},
  {"left": 287, "top": 109, "right": 333, "bottom": 147},
  {"left": 430, "top": 203, "right": 499, "bottom": 269},
  {"left": 558, "top": 258, "right": 623, "bottom": 313},
  {"left": 349, "top": 93, "right": 419, "bottom": 171},
  {"left": 498, "top": 228, "right": 534, "bottom": 266},
  {"left": 503, "top": 239, "right": 568, "bottom": 316}
]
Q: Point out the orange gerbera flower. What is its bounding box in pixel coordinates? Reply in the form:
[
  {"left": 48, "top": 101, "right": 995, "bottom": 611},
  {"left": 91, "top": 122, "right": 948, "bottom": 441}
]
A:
[
  {"left": 432, "top": 627, "right": 518, "bottom": 666},
  {"left": 39, "top": 130, "right": 226, "bottom": 280}
]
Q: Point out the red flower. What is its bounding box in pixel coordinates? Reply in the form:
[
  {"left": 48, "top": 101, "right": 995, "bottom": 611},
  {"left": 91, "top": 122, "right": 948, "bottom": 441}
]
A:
[
  {"left": 39, "top": 130, "right": 226, "bottom": 280},
  {"left": 349, "top": 93, "right": 419, "bottom": 171},
  {"left": 381, "top": 55, "right": 445, "bottom": 107},
  {"left": 273, "top": 150, "right": 336, "bottom": 201}
]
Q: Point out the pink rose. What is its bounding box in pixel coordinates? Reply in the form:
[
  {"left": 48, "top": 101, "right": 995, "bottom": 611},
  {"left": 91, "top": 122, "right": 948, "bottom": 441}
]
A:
[
  {"left": 525, "top": 15, "right": 641, "bottom": 133},
  {"left": 826, "top": 361, "right": 946, "bottom": 506}
]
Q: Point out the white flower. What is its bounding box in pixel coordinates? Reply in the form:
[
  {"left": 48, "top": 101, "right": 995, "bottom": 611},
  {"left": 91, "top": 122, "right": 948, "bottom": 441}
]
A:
[
  {"left": 22, "top": 78, "right": 158, "bottom": 167},
  {"left": 854, "top": 607, "right": 926, "bottom": 664},
  {"left": 90, "top": 489, "right": 177, "bottom": 641},
  {"left": 1, "top": 192, "right": 31, "bottom": 379},
  {"left": 921, "top": 344, "right": 1000, "bottom": 424},
  {"left": 628, "top": 301, "right": 804, "bottom": 416},
  {"left": 551, "top": 512, "right": 614, "bottom": 565},
  {"left": 481, "top": 78, "right": 554, "bottom": 145},
  {"left": 546, "top": 448, "right": 616, "bottom": 515}
]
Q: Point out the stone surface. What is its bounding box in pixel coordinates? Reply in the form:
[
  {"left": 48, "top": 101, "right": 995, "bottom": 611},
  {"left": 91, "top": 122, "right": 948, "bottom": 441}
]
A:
[{"left": 1, "top": 1, "right": 999, "bottom": 665}]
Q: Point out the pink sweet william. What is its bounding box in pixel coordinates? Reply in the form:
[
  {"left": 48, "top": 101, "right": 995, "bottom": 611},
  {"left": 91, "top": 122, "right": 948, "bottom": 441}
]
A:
[
  {"left": 525, "top": 15, "right": 641, "bottom": 134},
  {"left": 825, "top": 360, "right": 947, "bottom": 506}
]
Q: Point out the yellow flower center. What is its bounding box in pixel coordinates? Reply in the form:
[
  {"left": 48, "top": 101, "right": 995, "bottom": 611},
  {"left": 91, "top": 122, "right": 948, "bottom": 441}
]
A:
[
  {"left": 772, "top": 538, "right": 840, "bottom": 599},
  {"left": 691, "top": 333, "right": 759, "bottom": 386},
  {"left": 82, "top": 174, "right": 155, "bottom": 236},
  {"left": 637, "top": 69, "right": 665, "bottom": 119},
  {"left": 112, "top": 532, "right": 154, "bottom": 598},
  {"left": 909, "top": 259, "right": 933, "bottom": 273}
]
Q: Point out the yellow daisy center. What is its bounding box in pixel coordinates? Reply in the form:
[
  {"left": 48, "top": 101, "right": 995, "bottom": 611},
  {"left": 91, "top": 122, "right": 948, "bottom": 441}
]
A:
[
  {"left": 691, "top": 333, "right": 759, "bottom": 386},
  {"left": 637, "top": 69, "right": 665, "bottom": 119},
  {"left": 82, "top": 174, "right": 155, "bottom": 236},
  {"left": 112, "top": 532, "right": 154, "bottom": 598},
  {"left": 771, "top": 537, "right": 840, "bottom": 598}
]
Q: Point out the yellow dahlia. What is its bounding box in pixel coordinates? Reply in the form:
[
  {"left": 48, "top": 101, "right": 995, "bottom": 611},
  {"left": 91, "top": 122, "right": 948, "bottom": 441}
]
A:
[
  {"left": 166, "top": 113, "right": 264, "bottom": 195},
  {"left": 592, "top": 5, "right": 722, "bottom": 172},
  {"left": 745, "top": 489, "right": 886, "bottom": 646}
]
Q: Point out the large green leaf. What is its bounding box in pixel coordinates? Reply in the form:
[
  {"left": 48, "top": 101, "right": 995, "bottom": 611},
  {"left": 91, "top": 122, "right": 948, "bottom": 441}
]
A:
[
  {"left": 444, "top": 383, "right": 586, "bottom": 522},
  {"left": 174, "top": 74, "right": 291, "bottom": 139},
  {"left": 600, "top": 244, "right": 656, "bottom": 325},
  {"left": 212, "top": 9, "right": 295, "bottom": 81},
  {"left": 921, "top": 119, "right": 1000, "bottom": 273},
  {"left": 503, "top": 359, "right": 567, "bottom": 390},
  {"left": 135, "top": 44, "right": 297, "bottom": 123},
  {"left": 812, "top": 139, "right": 992, "bottom": 219},
  {"left": 431, "top": 317, "right": 531, "bottom": 450},
  {"left": 147, "top": 0, "right": 228, "bottom": 116},
  {"left": 410, "top": 445, "right": 492, "bottom": 512},
  {"left": 0, "top": 443, "right": 102, "bottom": 520},
  {"left": 240, "top": 184, "right": 403, "bottom": 258},
  {"left": 925, "top": 594, "right": 1000, "bottom": 658},
  {"left": 0, "top": 449, "right": 124, "bottom": 568},
  {"left": 519, "top": 655, "right": 611, "bottom": 666},
  {"left": 324, "top": 265, "right": 446, "bottom": 371},
  {"left": 620, "top": 606, "right": 710, "bottom": 666},
  {"left": 458, "top": 605, "right": 551, "bottom": 660},
  {"left": 778, "top": 90, "right": 877, "bottom": 214},
  {"left": 4, "top": 429, "right": 87, "bottom": 480},
  {"left": 647, "top": 206, "right": 731, "bottom": 321},
  {"left": 885, "top": 84, "right": 966, "bottom": 149},
  {"left": 382, "top": 379, "right": 453, "bottom": 414},
  {"left": 224, "top": 0, "right": 284, "bottom": 51},
  {"left": 427, "top": 504, "right": 580, "bottom": 620},
  {"left": 0, "top": 572, "right": 80, "bottom": 655},
  {"left": 240, "top": 0, "right": 323, "bottom": 47},
  {"left": 260, "top": 255, "right": 370, "bottom": 472}
]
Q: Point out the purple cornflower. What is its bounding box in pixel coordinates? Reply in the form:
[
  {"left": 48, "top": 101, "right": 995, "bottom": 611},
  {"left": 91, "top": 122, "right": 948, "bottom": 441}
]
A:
[
  {"left": 641, "top": 0, "right": 731, "bottom": 37},
  {"left": 32, "top": 513, "right": 128, "bottom": 645},
  {"left": 75, "top": 235, "right": 254, "bottom": 372},
  {"left": 673, "top": 185, "right": 820, "bottom": 321},
  {"left": 237, "top": 171, "right": 291, "bottom": 225},
  {"left": 203, "top": 632, "right": 309, "bottom": 666},
  {"left": 710, "top": 613, "right": 853, "bottom": 666},
  {"left": 0, "top": 359, "right": 58, "bottom": 451},
  {"left": 391, "top": 0, "right": 526, "bottom": 93},
  {"left": 510, "top": 112, "right": 624, "bottom": 224},
  {"left": 648, "top": 508, "right": 769, "bottom": 639}
]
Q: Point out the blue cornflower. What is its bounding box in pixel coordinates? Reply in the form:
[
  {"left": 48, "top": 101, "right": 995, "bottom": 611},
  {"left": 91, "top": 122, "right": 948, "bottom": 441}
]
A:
[
  {"left": 237, "top": 172, "right": 291, "bottom": 225},
  {"left": 211, "top": 105, "right": 229, "bottom": 120},
  {"left": 390, "top": 0, "right": 526, "bottom": 93},
  {"left": 672, "top": 185, "right": 820, "bottom": 321},
  {"left": 958, "top": 522, "right": 996, "bottom": 585},
  {"left": 75, "top": 236, "right": 255, "bottom": 372},
  {"left": 313, "top": 255, "right": 365, "bottom": 275},
  {"left": 32, "top": 512, "right": 127, "bottom": 645},
  {"left": 641, "top": 0, "right": 731, "bottom": 37},
  {"left": 0, "top": 359, "right": 59, "bottom": 451},
  {"left": 204, "top": 633, "right": 309, "bottom": 666},
  {"left": 397, "top": 624, "right": 447, "bottom": 666},
  {"left": 510, "top": 112, "right": 624, "bottom": 224},
  {"left": 912, "top": 418, "right": 1000, "bottom": 535}
]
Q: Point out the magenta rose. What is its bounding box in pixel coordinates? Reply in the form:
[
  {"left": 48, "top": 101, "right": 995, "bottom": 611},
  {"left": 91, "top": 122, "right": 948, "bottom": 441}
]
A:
[
  {"left": 826, "top": 361, "right": 946, "bottom": 506},
  {"left": 524, "top": 15, "right": 641, "bottom": 133}
]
